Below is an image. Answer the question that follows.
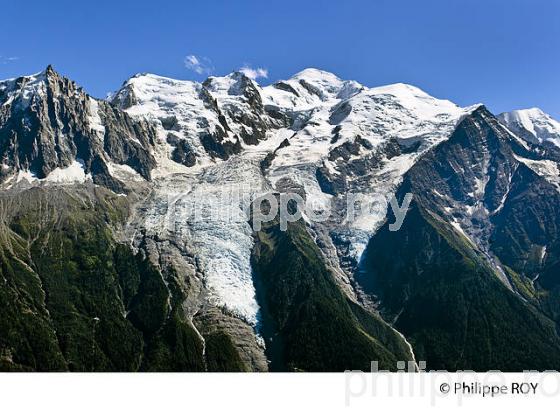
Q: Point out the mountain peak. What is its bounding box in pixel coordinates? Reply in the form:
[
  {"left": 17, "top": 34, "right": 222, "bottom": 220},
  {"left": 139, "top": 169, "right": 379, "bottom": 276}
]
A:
[
  {"left": 203, "top": 71, "right": 259, "bottom": 96},
  {"left": 291, "top": 67, "right": 342, "bottom": 82},
  {"left": 31, "top": 65, "right": 61, "bottom": 83},
  {"left": 277, "top": 68, "right": 366, "bottom": 102},
  {"left": 369, "top": 82, "right": 451, "bottom": 102},
  {"left": 45, "top": 64, "right": 56, "bottom": 75},
  {"left": 503, "top": 107, "right": 548, "bottom": 120},
  {"left": 500, "top": 107, "right": 553, "bottom": 122},
  {"left": 499, "top": 107, "right": 560, "bottom": 148}
]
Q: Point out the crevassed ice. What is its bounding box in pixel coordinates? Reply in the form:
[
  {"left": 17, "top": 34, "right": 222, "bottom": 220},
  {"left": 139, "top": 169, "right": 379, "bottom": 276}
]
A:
[{"left": 139, "top": 157, "right": 268, "bottom": 325}]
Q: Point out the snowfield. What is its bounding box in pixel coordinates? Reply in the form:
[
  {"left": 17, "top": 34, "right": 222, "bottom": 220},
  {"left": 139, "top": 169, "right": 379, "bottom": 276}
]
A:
[{"left": 499, "top": 107, "right": 560, "bottom": 148}]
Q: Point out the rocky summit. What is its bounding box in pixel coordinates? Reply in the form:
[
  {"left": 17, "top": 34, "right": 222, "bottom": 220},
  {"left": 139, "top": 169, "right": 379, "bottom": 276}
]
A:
[{"left": 1, "top": 66, "right": 560, "bottom": 372}]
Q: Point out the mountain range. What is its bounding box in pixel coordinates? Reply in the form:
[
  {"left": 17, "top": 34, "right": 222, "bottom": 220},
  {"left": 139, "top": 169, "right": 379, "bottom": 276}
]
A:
[{"left": 1, "top": 65, "right": 560, "bottom": 371}]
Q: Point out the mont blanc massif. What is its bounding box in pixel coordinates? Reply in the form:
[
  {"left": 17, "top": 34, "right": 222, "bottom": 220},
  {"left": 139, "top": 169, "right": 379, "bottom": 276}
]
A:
[{"left": 2, "top": 65, "right": 560, "bottom": 372}]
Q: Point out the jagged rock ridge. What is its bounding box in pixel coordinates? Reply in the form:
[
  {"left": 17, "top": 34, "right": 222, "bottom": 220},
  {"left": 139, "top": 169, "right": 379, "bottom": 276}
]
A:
[
  {"left": 0, "top": 66, "right": 157, "bottom": 192},
  {"left": 1, "top": 66, "right": 560, "bottom": 371}
]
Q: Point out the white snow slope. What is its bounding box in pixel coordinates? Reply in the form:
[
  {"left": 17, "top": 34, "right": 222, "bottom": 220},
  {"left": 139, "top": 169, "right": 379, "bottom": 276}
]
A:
[{"left": 499, "top": 108, "right": 560, "bottom": 148}]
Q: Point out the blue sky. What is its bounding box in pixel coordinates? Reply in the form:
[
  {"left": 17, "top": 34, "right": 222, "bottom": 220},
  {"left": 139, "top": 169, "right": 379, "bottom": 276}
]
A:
[{"left": 1, "top": 0, "right": 559, "bottom": 117}]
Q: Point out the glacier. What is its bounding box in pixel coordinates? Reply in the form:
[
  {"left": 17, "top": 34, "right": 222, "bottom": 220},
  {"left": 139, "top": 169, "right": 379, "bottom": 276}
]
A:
[{"left": 109, "top": 68, "right": 480, "bottom": 325}]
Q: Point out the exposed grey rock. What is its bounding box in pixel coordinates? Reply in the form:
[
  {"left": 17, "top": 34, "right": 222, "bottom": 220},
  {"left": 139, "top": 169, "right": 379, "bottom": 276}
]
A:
[{"left": 0, "top": 66, "right": 157, "bottom": 191}]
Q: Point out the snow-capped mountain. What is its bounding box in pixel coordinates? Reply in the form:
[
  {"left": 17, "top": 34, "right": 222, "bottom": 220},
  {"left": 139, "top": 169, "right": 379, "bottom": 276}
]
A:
[
  {"left": 499, "top": 107, "right": 560, "bottom": 148},
  {"left": 113, "top": 69, "right": 482, "bottom": 282},
  {"left": 109, "top": 68, "right": 480, "bottom": 326},
  {"left": 2, "top": 66, "right": 560, "bottom": 372},
  {"left": 260, "top": 71, "right": 480, "bottom": 272}
]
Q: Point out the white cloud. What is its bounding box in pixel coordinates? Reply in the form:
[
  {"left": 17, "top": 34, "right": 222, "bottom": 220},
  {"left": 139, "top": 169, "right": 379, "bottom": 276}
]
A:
[
  {"left": 239, "top": 65, "right": 268, "bottom": 80},
  {"left": 184, "top": 54, "right": 213, "bottom": 75},
  {"left": 0, "top": 56, "right": 19, "bottom": 65}
]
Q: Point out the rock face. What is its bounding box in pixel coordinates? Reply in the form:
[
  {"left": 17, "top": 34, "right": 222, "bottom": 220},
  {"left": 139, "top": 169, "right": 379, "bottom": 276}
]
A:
[
  {"left": 109, "top": 71, "right": 280, "bottom": 167},
  {"left": 2, "top": 66, "right": 560, "bottom": 372},
  {"left": 0, "top": 66, "right": 157, "bottom": 192},
  {"left": 358, "top": 106, "right": 560, "bottom": 370}
]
